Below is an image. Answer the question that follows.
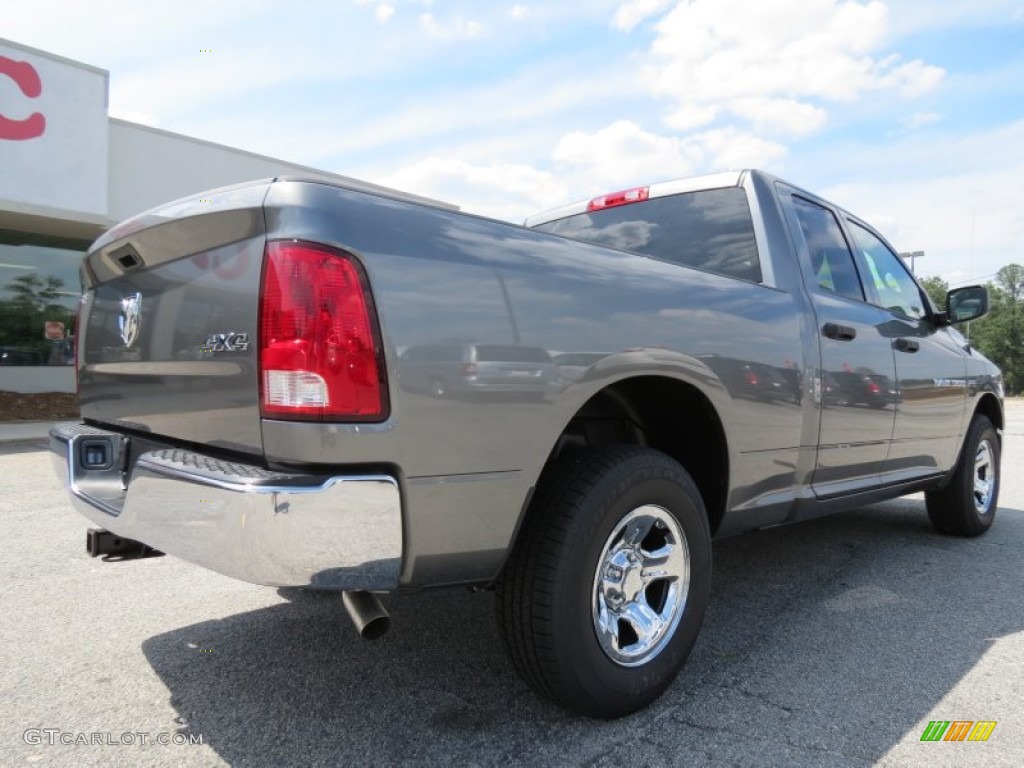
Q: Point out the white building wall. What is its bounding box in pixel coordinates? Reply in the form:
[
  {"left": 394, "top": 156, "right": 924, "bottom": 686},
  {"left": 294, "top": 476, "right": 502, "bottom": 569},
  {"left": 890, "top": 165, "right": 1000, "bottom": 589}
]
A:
[
  {"left": 107, "top": 119, "right": 446, "bottom": 223},
  {"left": 1, "top": 366, "right": 75, "bottom": 395},
  {"left": 0, "top": 38, "right": 109, "bottom": 223}
]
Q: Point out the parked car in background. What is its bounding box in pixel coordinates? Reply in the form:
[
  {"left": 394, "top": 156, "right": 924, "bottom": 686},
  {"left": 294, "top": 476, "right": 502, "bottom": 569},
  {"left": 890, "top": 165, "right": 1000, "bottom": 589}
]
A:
[
  {"left": 0, "top": 346, "right": 45, "bottom": 365},
  {"left": 823, "top": 369, "right": 896, "bottom": 409},
  {"left": 399, "top": 342, "right": 558, "bottom": 398},
  {"left": 552, "top": 352, "right": 610, "bottom": 385}
]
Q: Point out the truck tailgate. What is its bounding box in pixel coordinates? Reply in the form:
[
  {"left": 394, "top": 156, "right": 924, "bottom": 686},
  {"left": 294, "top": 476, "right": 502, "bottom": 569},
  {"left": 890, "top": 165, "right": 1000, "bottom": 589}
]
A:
[{"left": 78, "top": 182, "right": 270, "bottom": 455}]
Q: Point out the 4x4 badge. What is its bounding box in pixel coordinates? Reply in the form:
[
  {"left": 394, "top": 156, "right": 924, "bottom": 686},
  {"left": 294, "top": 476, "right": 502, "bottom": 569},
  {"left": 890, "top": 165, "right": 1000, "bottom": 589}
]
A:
[
  {"left": 203, "top": 332, "right": 250, "bottom": 352},
  {"left": 119, "top": 292, "right": 142, "bottom": 347}
]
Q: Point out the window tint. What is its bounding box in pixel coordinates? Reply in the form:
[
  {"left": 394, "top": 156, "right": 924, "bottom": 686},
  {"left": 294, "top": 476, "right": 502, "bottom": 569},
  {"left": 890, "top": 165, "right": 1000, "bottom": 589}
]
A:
[
  {"left": 848, "top": 222, "right": 926, "bottom": 319},
  {"left": 791, "top": 197, "right": 864, "bottom": 302},
  {"left": 533, "top": 188, "right": 762, "bottom": 283}
]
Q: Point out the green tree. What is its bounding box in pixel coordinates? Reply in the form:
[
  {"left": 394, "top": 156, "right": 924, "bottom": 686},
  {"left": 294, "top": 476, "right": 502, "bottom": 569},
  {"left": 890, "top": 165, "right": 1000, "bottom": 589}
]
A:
[
  {"left": 6, "top": 273, "right": 64, "bottom": 312},
  {"left": 961, "top": 264, "right": 1024, "bottom": 394},
  {"left": 919, "top": 265, "right": 1024, "bottom": 393},
  {"left": 919, "top": 275, "right": 949, "bottom": 311},
  {"left": 0, "top": 273, "right": 75, "bottom": 364}
]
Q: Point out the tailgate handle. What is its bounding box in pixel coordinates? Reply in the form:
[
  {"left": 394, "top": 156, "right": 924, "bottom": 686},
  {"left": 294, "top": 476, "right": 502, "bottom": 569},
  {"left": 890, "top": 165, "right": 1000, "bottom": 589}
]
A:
[{"left": 822, "top": 323, "right": 857, "bottom": 341}]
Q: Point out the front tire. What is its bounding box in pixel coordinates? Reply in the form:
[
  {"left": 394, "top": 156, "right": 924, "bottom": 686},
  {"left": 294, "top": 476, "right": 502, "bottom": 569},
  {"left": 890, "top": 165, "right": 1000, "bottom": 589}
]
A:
[
  {"left": 926, "top": 414, "right": 1000, "bottom": 537},
  {"left": 496, "top": 445, "right": 711, "bottom": 718}
]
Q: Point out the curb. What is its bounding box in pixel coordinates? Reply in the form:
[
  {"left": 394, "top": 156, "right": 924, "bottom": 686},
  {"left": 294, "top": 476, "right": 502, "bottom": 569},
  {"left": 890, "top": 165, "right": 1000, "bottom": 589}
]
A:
[
  {"left": 0, "top": 422, "right": 56, "bottom": 446},
  {"left": 0, "top": 438, "right": 50, "bottom": 450}
]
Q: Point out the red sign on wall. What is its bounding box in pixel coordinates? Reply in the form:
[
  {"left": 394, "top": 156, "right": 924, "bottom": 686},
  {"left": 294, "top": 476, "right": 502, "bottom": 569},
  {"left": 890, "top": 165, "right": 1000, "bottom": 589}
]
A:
[
  {"left": 44, "top": 321, "right": 65, "bottom": 340},
  {"left": 0, "top": 55, "right": 46, "bottom": 141},
  {"left": 0, "top": 40, "right": 108, "bottom": 218}
]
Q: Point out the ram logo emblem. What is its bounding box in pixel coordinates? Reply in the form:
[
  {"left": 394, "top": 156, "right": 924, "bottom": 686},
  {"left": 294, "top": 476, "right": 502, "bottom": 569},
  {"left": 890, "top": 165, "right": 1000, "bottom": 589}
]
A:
[{"left": 118, "top": 292, "right": 142, "bottom": 348}]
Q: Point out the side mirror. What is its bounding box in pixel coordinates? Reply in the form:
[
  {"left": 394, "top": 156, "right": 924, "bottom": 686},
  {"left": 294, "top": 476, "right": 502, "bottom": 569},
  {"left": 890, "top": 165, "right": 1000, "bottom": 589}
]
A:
[{"left": 945, "top": 285, "right": 989, "bottom": 325}]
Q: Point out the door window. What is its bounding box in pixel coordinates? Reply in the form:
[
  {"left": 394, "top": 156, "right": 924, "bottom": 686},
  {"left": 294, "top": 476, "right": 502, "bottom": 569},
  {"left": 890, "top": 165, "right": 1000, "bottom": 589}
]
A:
[
  {"left": 791, "top": 198, "right": 864, "bottom": 301},
  {"left": 847, "top": 222, "right": 926, "bottom": 320}
]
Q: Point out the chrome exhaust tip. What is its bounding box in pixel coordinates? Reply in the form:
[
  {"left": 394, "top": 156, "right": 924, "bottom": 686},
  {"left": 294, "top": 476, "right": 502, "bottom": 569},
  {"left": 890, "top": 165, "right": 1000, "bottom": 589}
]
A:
[{"left": 342, "top": 591, "right": 391, "bottom": 640}]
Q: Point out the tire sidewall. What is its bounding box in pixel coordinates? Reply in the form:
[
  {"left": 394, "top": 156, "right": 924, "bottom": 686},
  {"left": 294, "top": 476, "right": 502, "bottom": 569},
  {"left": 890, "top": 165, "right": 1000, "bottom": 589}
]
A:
[
  {"left": 963, "top": 418, "right": 1000, "bottom": 527},
  {"left": 931, "top": 415, "right": 1001, "bottom": 536},
  {"left": 547, "top": 457, "right": 711, "bottom": 716}
]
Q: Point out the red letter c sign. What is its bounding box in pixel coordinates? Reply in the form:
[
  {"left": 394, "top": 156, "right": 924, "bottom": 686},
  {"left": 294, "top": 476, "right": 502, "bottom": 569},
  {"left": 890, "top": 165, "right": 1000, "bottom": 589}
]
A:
[{"left": 0, "top": 55, "right": 46, "bottom": 141}]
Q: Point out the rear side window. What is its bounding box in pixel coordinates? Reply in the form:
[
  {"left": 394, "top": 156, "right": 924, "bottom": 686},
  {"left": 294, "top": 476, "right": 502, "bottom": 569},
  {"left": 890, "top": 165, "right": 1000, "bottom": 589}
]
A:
[
  {"left": 533, "top": 188, "right": 762, "bottom": 283},
  {"left": 791, "top": 197, "right": 864, "bottom": 302}
]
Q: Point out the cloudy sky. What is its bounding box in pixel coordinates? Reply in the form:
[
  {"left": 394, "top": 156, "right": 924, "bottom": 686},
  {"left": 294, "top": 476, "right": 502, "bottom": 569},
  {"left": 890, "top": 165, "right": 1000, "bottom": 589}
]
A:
[{"left": 6, "top": 0, "right": 1023, "bottom": 286}]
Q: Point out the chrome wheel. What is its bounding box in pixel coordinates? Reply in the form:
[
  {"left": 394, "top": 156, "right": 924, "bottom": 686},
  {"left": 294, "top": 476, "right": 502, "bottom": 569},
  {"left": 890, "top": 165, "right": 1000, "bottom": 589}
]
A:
[
  {"left": 592, "top": 505, "right": 690, "bottom": 667},
  {"left": 499, "top": 445, "right": 711, "bottom": 717},
  {"left": 974, "top": 440, "right": 995, "bottom": 514},
  {"left": 926, "top": 414, "right": 999, "bottom": 538}
]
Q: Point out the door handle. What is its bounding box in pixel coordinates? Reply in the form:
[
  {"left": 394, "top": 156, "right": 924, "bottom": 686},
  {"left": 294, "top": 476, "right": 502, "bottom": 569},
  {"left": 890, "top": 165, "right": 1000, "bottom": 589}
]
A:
[
  {"left": 894, "top": 338, "right": 920, "bottom": 353},
  {"left": 822, "top": 323, "right": 857, "bottom": 341}
]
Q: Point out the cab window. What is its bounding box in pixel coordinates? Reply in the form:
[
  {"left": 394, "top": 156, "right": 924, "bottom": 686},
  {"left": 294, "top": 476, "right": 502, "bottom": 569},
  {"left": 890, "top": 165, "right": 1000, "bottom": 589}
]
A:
[
  {"left": 533, "top": 188, "right": 762, "bottom": 283},
  {"left": 847, "top": 222, "right": 926, "bottom": 320}
]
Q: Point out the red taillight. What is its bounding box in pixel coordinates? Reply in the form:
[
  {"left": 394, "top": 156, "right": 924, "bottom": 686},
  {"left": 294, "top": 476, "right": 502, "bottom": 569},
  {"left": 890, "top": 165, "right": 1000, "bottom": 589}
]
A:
[
  {"left": 259, "top": 240, "right": 386, "bottom": 421},
  {"left": 744, "top": 369, "right": 759, "bottom": 387},
  {"left": 587, "top": 186, "right": 649, "bottom": 212}
]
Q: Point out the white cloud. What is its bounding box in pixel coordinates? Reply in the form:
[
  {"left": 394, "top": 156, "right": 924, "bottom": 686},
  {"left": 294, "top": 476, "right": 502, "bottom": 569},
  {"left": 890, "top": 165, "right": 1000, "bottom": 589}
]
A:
[
  {"left": 419, "top": 12, "right": 484, "bottom": 39},
  {"left": 635, "top": 0, "right": 944, "bottom": 138},
  {"left": 877, "top": 57, "right": 946, "bottom": 97},
  {"left": 663, "top": 104, "right": 719, "bottom": 131},
  {"left": 375, "top": 3, "right": 395, "bottom": 23},
  {"left": 375, "top": 118, "right": 790, "bottom": 222},
  {"left": 612, "top": 0, "right": 674, "bottom": 31},
  {"left": 689, "top": 127, "right": 787, "bottom": 170},
  {"left": 553, "top": 119, "right": 786, "bottom": 192},
  {"left": 901, "top": 112, "right": 941, "bottom": 130},
  {"left": 729, "top": 98, "right": 827, "bottom": 137},
  {"left": 554, "top": 120, "right": 699, "bottom": 189},
  {"left": 261, "top": 62, "right": 639, "bottom": 164},
  {"left": 510, "top": 5, "right": 530, "bottom": 21},
  {"left": 379, "top": 156, "right": 568, "bottom": 221}
]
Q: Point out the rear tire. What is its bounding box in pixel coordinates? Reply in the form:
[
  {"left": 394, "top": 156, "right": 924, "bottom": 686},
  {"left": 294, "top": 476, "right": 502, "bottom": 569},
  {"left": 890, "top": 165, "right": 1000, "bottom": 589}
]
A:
[
  {"left": 926, "top": 414, "right": 999, "bottom": 537},
  {"left": 496, "top": 445, "right": 711, "bottom": 718}
]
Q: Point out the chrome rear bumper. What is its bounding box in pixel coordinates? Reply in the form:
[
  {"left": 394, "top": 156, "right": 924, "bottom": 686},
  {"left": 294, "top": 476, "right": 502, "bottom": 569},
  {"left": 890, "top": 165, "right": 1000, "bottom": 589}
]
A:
[{"left": 49, "top": 422, "right": 402, "bottom": 590}]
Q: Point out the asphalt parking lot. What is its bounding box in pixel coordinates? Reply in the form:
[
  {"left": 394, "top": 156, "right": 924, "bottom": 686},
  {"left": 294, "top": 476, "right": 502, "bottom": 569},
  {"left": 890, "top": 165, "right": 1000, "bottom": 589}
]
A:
[{"left": 2, "top": 406, "right": 1022, "bottom": 767}]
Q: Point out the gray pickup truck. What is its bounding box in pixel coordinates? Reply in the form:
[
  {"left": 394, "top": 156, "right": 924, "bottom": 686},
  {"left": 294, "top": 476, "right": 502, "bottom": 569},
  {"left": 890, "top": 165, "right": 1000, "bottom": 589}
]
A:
[{"left": 51, "top": 169, "right": 1002, "bottom": 718}]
